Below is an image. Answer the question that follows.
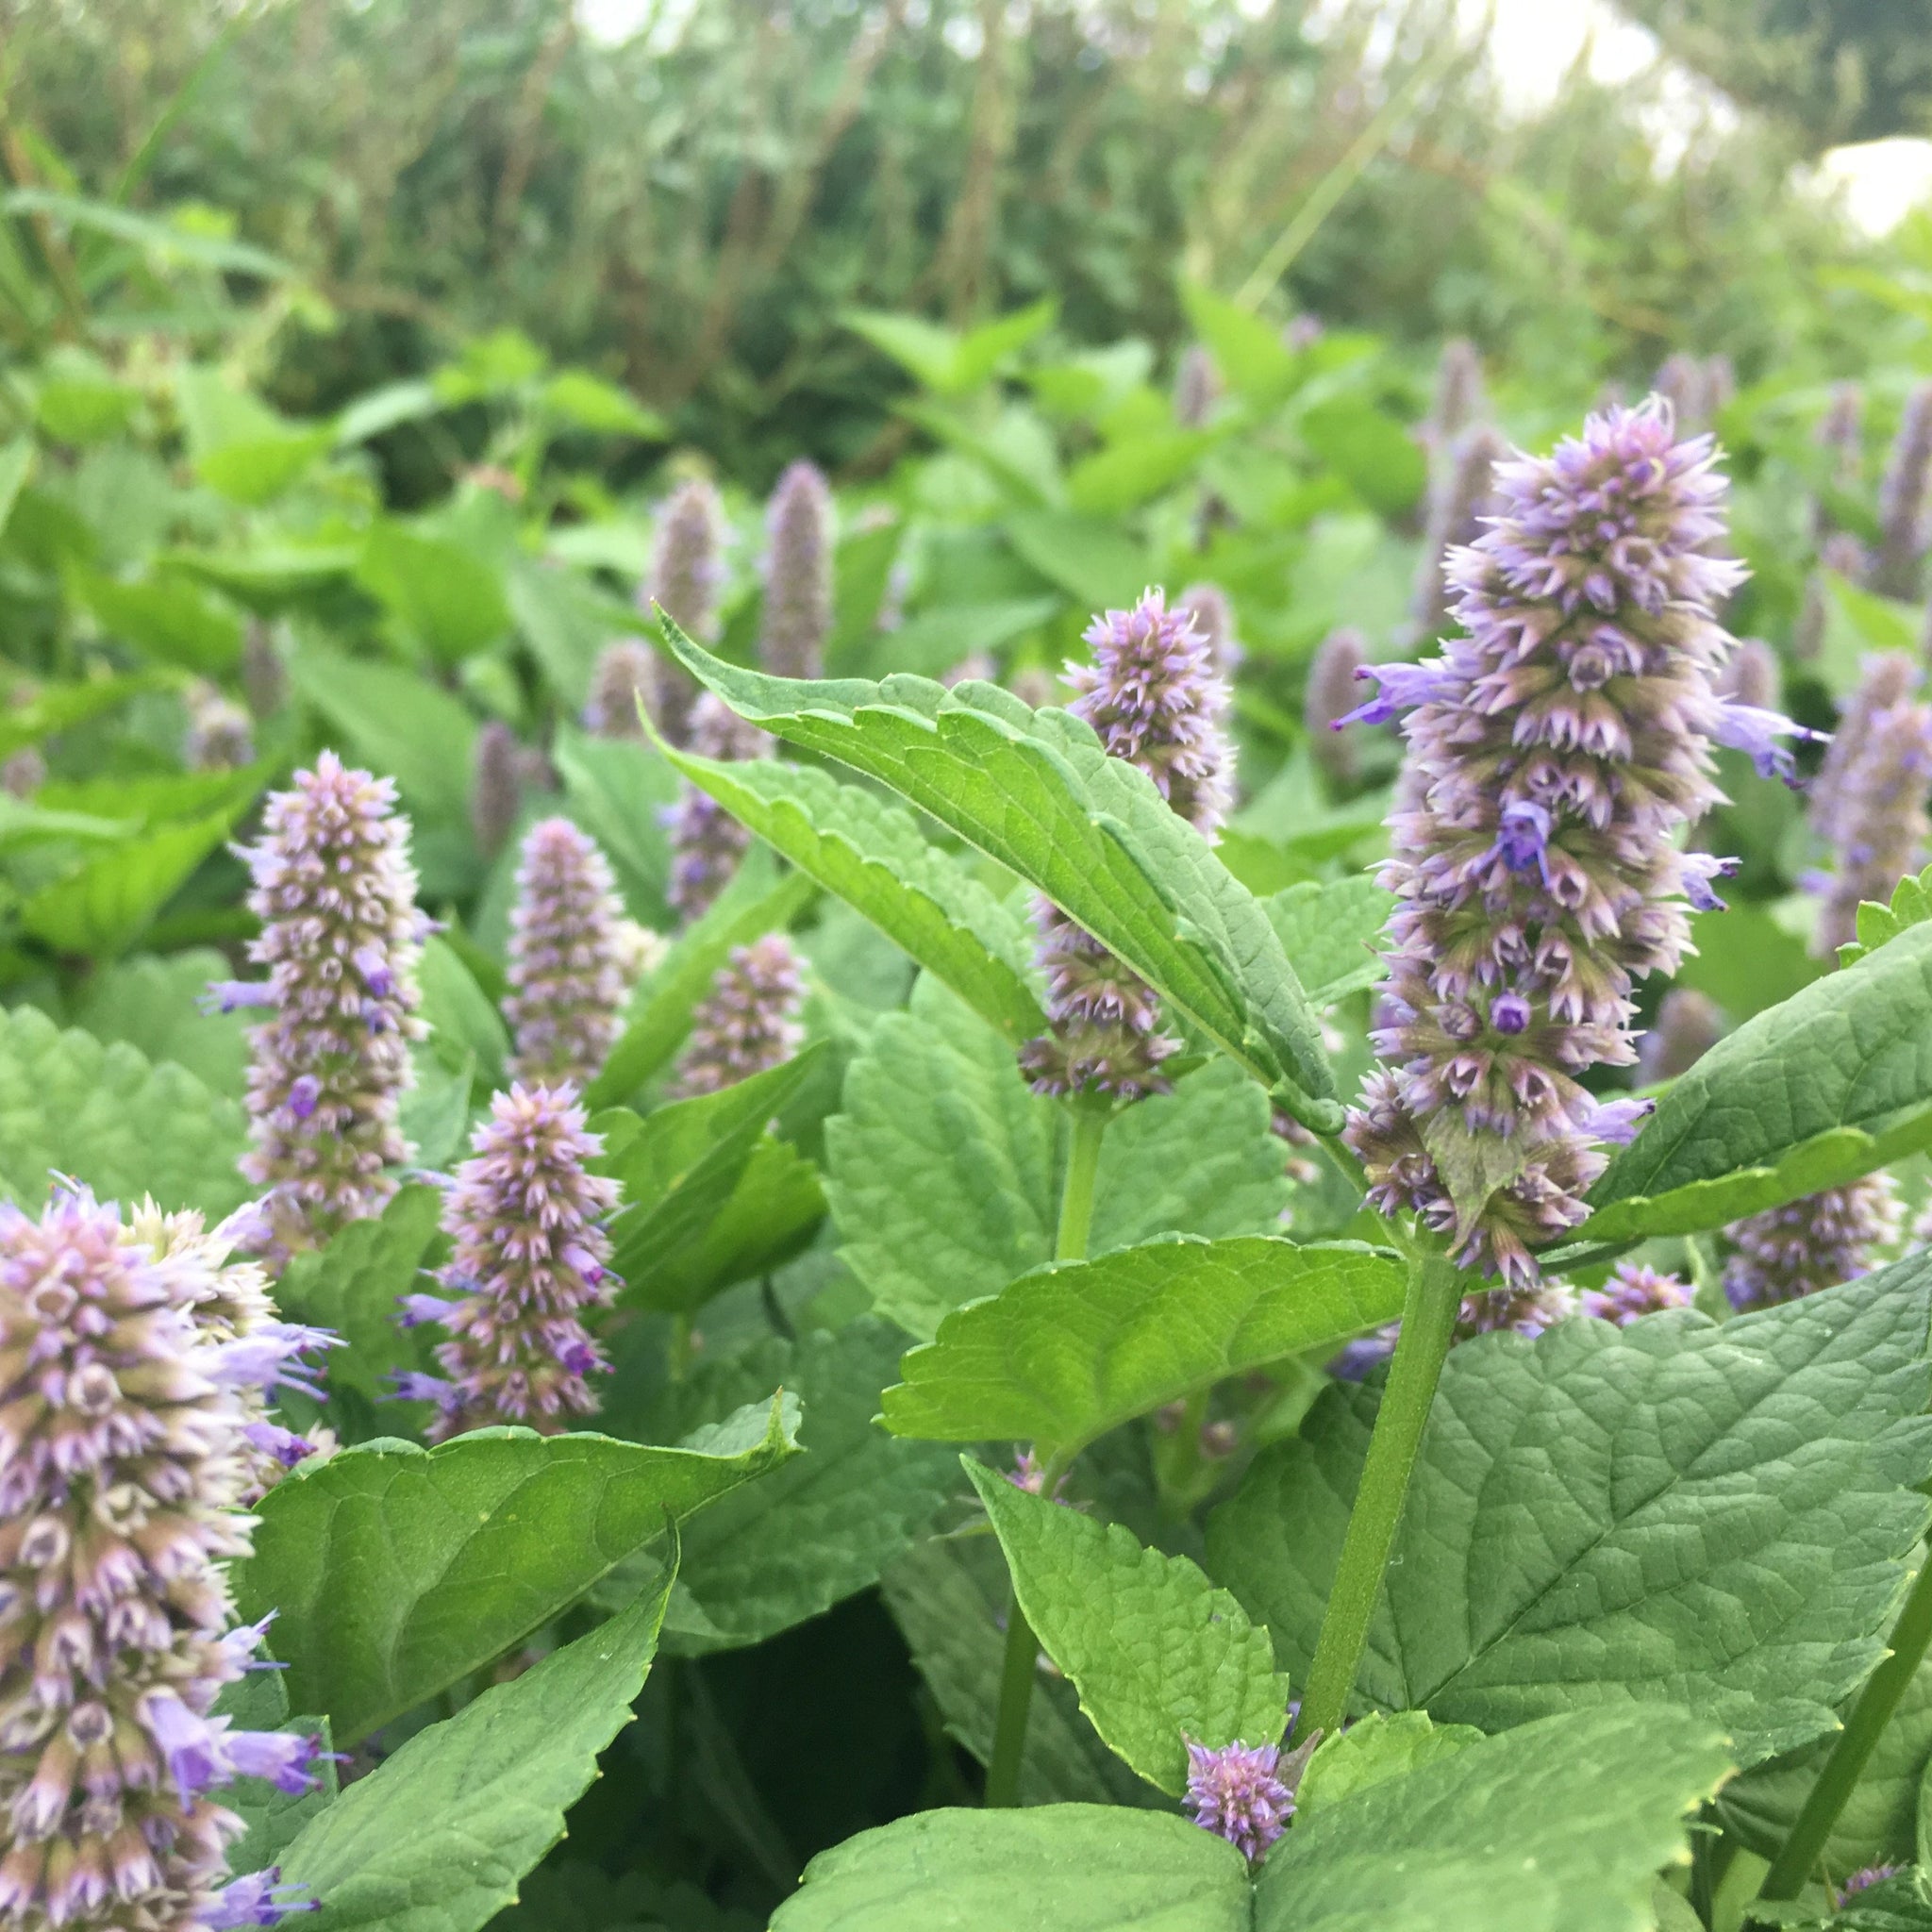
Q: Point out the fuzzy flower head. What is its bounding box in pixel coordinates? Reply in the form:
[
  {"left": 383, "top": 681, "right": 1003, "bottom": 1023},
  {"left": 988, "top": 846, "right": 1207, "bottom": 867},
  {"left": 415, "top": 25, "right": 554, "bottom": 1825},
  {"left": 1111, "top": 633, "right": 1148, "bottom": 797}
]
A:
[
  {"left": 0, "top": 1188, "right": 328, "bottom": 1931},
  {"left": 414, "top": 1085, "right": 621, "bottom": 1441},
  {"left": 1808, "top": 653, "right": 1921, "bottom": 854},
  {"left": 662, "top": 695, "right": 769, "bottom": 926},
  {"left": 1307, "top": 628, "right": 1368, "bottom": 788},
  {"left": 220, "top": 753, "right": 425, "bottom": 1262},
  {"left": 1872, "top": 381, "right": 1932, "bottom": 601},
  {"left": 759, "top": 460, "right": 834, "bottom": 683},
  {"left": 1183, "top": 1739, "right": 1291, "bottom": 1863},
  {"left": 1579, "top": 1260, "right": 1692, "bottom": 1324},
  {"left": 582, "top": 640, "right": 656, "bottom": 741},
  {"left": 1724, "top": 1174, "right": 1901, "bottom": 1311},
  {"left": 504, "top": 819, "right": 633, "bottom": 1089},
  {"left": 1341, "top": 401, "right": 1780, "bottom": 1288},
  {"left": 668, "top": 935, "right": 806, "bottom": 1100},
  {"left": 1177, "top": 583, "right": 1241, "bottom": 679},
  {"left": 1019, "top": 590, "right": 1233, "bottom": 1106}
]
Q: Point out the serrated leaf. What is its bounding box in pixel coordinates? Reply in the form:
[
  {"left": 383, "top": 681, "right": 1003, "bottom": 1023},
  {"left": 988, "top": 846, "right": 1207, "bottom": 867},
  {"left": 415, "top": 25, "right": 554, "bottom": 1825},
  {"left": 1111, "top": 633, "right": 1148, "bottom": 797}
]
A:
[
  {"left": 276, "top": 1565, "right": 673, "bottom": 1932},
  {"left": 642, "top": 1132, "right": 823, "bottom": 1313},
  {"left": 882, "top": 1235, "right": 1405, "bottom": 1459},
  {"left": 968, "top": 1460, "right": 1291, "bottom": 1793},
  {"left": 1252, "top": 1706, "right": 1733, "bottom": 1932},
  {"left": 1840, "top": 862, "right": 1932, "bottom": 967},
  {"left": 774, "top": 1806, "right": 1249, "bottom": 1932},
  {"left": 583, "top": 856, "right": 815, "bottom": 1108},
  {"left": 19, "top": 808, "right": 236, "bottom": 957},
  {"left": 881, "top": 1537, "right": 1156, "bottom": 1809},
  {"left": 0, "top": 1005, "right": 249, "bottom": 1217},
  {"left": 639, "top": 1319, "right": 960, "bottom": 1653},
  {"left": 1584, "top": 919, "right": 1932, "bottom": 1242},
  {"left": 1291, "top": 1711, "right": 1481, "bottom": 1819},
  {"left": 1262, "top": 876, "right": 1393, "bottom": 1006},
  {"left": 647, "top": 741, "right": 1047, "bottom": 1044},
  {"left": 231, "top": 1398, "right": 799, "bottom": 1745},
  {"left": 70, "top": 948, "right": 249, "bottom": 1097},
  {"left": 1208, "top": 1262, "right": 1932, "bottom": 1765},
  {"left": 655, "top": 618, "right": 1337, "bottom": 1128},
  {"left": 825, "top": 985, "right": 1293, "bottom": 1341}
]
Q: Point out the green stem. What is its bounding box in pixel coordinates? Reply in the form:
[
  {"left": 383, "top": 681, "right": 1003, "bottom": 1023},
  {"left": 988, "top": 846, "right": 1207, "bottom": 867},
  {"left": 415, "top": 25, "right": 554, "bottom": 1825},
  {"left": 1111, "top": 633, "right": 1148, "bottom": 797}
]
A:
[
  {"left": 984, "top": 1593, "right": 1040, "bottom": 1808},
  {"left": 1299, "top": 1247, "right": 1461, "bottom": 1741},
  {"left": 1055, "top": 1107, "right": 1108, "bottom": 1263},
  {"left": 1755, "top": 1552, "right": 1932, "bottom": 1907}
]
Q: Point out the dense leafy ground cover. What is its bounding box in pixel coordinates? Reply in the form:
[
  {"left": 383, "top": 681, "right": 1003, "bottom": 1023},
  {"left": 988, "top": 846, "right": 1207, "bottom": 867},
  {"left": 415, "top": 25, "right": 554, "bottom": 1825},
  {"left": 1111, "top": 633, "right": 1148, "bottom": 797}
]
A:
[{"left": 11, "top": 195, "right": 1932, "bottom": 1932}]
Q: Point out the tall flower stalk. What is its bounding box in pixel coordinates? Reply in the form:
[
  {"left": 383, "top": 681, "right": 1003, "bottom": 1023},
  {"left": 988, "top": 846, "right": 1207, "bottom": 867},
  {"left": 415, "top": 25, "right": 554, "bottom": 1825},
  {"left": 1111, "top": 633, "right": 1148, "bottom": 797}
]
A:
[
  {"left": 0, "top": 1186, "right": 329, "bottom": 1932},
  {"left": 758, "top": 460, "right": 833, "bottom": 682},
  {"left": 1870, "top": 381, "right": 1932, "bottom": 600},
  {"left": 668, "top": 935, "right": 806, "bottom": 1100},
  {"left": 638, "top": 477, "right": 727, "bottom": 746},
  {"left": 1723, "top": 1176, "right": 1901, "bottom": 1309},
  {"left": 209, "top": 753, "right": 426, "bottom": 1263}
]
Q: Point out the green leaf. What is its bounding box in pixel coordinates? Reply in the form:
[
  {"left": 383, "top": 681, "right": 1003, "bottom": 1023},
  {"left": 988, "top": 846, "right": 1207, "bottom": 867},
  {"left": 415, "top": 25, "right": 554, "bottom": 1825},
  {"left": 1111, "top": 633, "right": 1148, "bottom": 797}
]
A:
[
  {"left": 650, "top": 741, "right": 1047, "bottom": 1044},
  {"left": 19, "top": 808, "right": 235, "bottom": 957},
  {"left": 773, "top": 1806, "right": 1250, "bottom": 1932},
  {"left": 853, "top": 597, "right": 1059, "bottom": 682},
  {"left": 1177, "top": 281, "right": 1299, "bottom": 406},
  {"left": 276, "top": 1565, "right": 673, "bottom": 1932},
  {"left": 883, "top": 1235, "right": 1404, "bottom": 1459},
  {"left": 1065, "top": 429, "right": 1215, "bottom": 516},
  {"left": 1208, "top": 1261, "right": 1932, "bottom": 1765},
  {"left": 1002, "top": 509, "right": 1152, "bottom": 609},
  {"left": 0, "top": 437, "right": 34, "bottom": 538},
  {"left": 288, "top": 641, "right": 479, "bottom": 824},
  {"left": 1674, "top": 903, "right": 1825, "bottom": 1019},
  {"left": 1262, "top": 876, "right": 1393, "bottom": 1006},
  {"left": 417, "top": 937, "right": 508, "bottom": 1090},
  {"left": 881, "top": 1538, "right": 1156, "bottom": 1809},
  {"left": 357, "top": 523, "right": 511, "bottom": 666},
  {"left": 75, "top": 566, "right": 242, "bottom": 673},
  {"left": 1583, "top": 919, "right": 1932, "bottom": 1242},
  {"left": 844, "top": 300, "right": 1054, "bottom": 397},
  {"left": 215, "top": 1670, "right": 338, "bottom": 1874},
  {"left": 1297, "top": 398, "right": 1428, "bottom": 519},
  {"left": 539, "top": 369, "right": 670, "bottom": 439},
  {"left": 968, "top": 1459, "right": 1291, "bottom": 1793},
  {"left": 0, "top": 674, "right": 167, "bottom": 760},
  {"left": 0, "top": 1005, "right": 248, "bottom": 1218},
  {"left": 231, "top": 1398, "right": 800, "bottom": 1744},
  {"left": 1291, "top": 1711, "right": 1481, "bottom": 1819},
  {"left": 69, "top": 948, "right": 250, "bottom": 1096},
  {"left": 1840, "top": 862, "right": 1932, "bottom": 968},
  {"left": 656, "top": 620, "right": 1337, "bottom": 1128},
  {"left": 549, "top": 724, "right": 678, "bottom": 919},
  {"left": 641, "top": 1133, "right": 824, "bottom": 1313},
  {"left": 1252, "top": 1706, "right": 1733, "bottom": 1932},
  {"left": 644, "top": 1319, "right": 960, "bottom": 1653},
  {"left": 583, "top": 857, "right": 814, "bottom": 1108}
]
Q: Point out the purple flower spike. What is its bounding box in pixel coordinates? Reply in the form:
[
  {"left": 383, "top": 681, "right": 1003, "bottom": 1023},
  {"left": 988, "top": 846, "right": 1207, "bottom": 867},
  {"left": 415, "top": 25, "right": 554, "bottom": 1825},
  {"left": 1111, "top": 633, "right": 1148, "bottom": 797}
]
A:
[
  {"left": 428, "top": 1084, "right": 621, "bottom": 1440},
  {"left": 759, "top": 460, "right": 834, "bottom": 682},
  {"left": 223, "top": 752, "right": 426, "bottom": 1263},
  {"left": 1410, "top": 424, "right": 1508, "bottom": 641},
  {"left": 635, "top": 476, "right": 727, "bottom": 746},
  {"left": 1580, "top": 1261, "right": 1692, "bottom": 1324},
  {"left": 0, "top": 1190, "right": 331, "bottom": 1927},
  {"left": 663, "top": 694, "right": 770, "bottom": 925},
  {"left": 1019, "top": 589, "right": 1232, "bottom": 1105},
  {"left": 1343, "top": 401, "right": 1779, "bottom": 1287},
  {"left": 1182, "top": 1738, "right": 1293, "bottom": 1863},
  {"left": 1724, "top": 1174, "right": 1901, "bottom": 1310},
  {"left": 1834, "top": 1866, "right": 1907, "bottom": 1910},
  {"left": 1305, "top": 628, "right": 1366, "bottom": 788},
  {"left": 1871, "top": 381, "right": 1932, "bottom": 600},
  {"left": 504, "top": 818, "right": 638, "bottom": 1087},
  {"left": 582, "top": 639, "right": 657, "bottom": 741},
  {"left": 668, "top": 935, "right": 807, "bottom": 1100}
]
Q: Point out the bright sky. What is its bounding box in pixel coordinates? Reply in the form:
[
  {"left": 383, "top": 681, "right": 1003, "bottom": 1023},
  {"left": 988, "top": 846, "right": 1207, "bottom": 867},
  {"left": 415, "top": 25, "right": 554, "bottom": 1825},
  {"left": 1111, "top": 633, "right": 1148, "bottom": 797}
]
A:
[{"left": 577, "top": 0, "right": 1932, "bottom": 238}]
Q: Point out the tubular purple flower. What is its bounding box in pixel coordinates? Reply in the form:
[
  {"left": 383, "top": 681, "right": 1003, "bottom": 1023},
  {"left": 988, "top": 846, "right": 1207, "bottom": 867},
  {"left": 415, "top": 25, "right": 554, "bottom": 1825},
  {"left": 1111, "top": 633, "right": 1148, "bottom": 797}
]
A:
[
  {"left": 640, "top": 478, "right": 727, "bottom": 746},
  {"left": 1456, "top": 1280, "right": 1578, "bottom": 1339},
  {"left": 1174, "top": 345, "right": 1223, "bottom": 429},
  {"left": 1018, "top": 590, "right": 1232, "bottom": 1104},
  {"left": 1409, "top": 425, "right": 1509, "bottom": 640},
  {"left": 470, "top": 722, "right": 525, "bottom": 861},
  {"left": 1306, "top": 628, "right": 1368, "bottom": 788},
  {"left": 1183, "top": 1739, "right": 1292, "bottom": 1861},
  {"left": 1177, "top": 583, "right": 1241, "bottom": 678},
  {"left": 227, "top": 753, "right": 426, "bottom": 1262},
  {"left": 419, "top": 1085, "right": 621, "bottom": 1440},
  {"left": 667, "top": 934, "right": 806, "bottom": 1100},
  {"left": 0, "top": 1188, "right": 326, "bottom": 1931},
  {"left": 1340, "top": 401, "right": 1774, "bottom": 1287},
  {"left": 759, "top": 460, "right": 834, "bottom": 682},
  {"left": 583, "top": 640, "right": 656, "bottom": 741},
  {"left": 503, "top": 818, "right": 633, "bottom": 1088},
  {"left": 1871, "top": 382, "right": 1932, "bottom": 600},
  {"left": 1808, "top": 691, "right": 1932, "bottom": 956},
  {"left": 1834, "top": 1866, "right": 1907, "bottom": 1910},
  {"left": 1579, "top": 1261, "right": 1692, "bottom": 1324},
  {"left": 1637, "top": 987, "right": 1724, "bottom": 1083},
  {"left": 662, "top": 693, "right": 770, "bottom": 925},
  {"left": 1724, "top": 1174, "right": 1900, "bottom": 1309}
]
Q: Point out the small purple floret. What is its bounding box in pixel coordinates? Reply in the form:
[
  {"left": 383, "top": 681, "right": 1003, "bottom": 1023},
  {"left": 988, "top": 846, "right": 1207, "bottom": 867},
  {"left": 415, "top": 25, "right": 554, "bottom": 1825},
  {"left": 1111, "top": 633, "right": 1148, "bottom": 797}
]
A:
[
  {"left": 207, "top": 1867, "right": 322, "bottom": 1928},
  {"left": 1182, "top": 1737, "right": 1293, "bottom": 1863}
]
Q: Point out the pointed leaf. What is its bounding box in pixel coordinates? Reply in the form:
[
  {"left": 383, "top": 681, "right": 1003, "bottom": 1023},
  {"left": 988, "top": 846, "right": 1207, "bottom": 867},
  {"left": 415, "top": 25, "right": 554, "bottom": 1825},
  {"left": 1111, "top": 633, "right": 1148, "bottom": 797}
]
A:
[
  {"left": 883, "top": 1236, "right": 1405, "bottom": 1459},
  {"left": 1262, "top": 876, "right": 1393, "bottom": 1007},
  {"left": 654, "top": 620, "right": 1338, "bottom": 1127},
  {"left": 19, "top": 807, "right": 237, "bottom": 957},
  {"left": 1291, "top": 1712, "right": 1480, "bottom": 1819},
  {"left": 968, "top": 1460, "right": 1291, "bottom": 1793},
  {"left": 231, "top": 1398, "right": 800, "bottom": 1744}
]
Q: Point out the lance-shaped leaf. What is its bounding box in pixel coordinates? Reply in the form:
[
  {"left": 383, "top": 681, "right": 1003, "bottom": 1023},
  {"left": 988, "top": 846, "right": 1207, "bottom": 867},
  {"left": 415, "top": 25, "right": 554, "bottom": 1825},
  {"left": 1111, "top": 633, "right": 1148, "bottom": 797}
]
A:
[
  {"left": 654, "top": 616, "right": 1339, "bottom": 1129},
  {"left": 883, "top": 1236, "right": 1405, "bottom": 1460},
  {"left": 1582, "top": 919, "right": 1932, "bottom": 1242},
  {"left": 1208, "top": 1259, "right": 1932, "bottom": 1765},
  {"left": 275, "top": 1562, "right": 674, "bottom": 1932},
  {"left": 968, "top": 1461, "right": 1291, "bottom": 1794},
  {"left": 232, "top": 1397, "right": 799, "bottom": 1745},
  {"left": 648, "top": 738, "right": 1048, "bottom": 1043}
]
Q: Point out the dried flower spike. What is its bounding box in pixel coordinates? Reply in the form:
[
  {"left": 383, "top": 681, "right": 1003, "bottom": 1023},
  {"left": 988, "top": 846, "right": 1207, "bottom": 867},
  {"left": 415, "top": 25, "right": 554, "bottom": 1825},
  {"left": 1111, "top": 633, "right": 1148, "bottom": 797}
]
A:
[
  {"left": 1340, "top": 401, "right": 1797, "bottom": 1286},
  {"left": 1019, "top": 589, "right": 1231, "bottom": 1103},
  {"left": 1182, "top": 1739, "right": 1292, "bottom": 1862},
  {"left": 663, "top": 693, "right": 770, "bottom": 925},
  {"left": 212, "top": 753, "right": 426, "bottom": 1262},
  {"left": 0, "top": 1186, "right": 329, "bottom": 1932},
  {"left": 1871, "top": 382, "right": 1932, "bottom": 600},
  {"left": 504, "top": 818, "right": 633, "bottom": 1088},
  {"left": 1724, "top": 1174, "right": 1901, "bottom": 1309},
  {"left": 759, "top": 460, "right": 834, "bottom": 682},
  {"left": 407, "top": 1085, "right": 621, "bottom": 1440},
  {"left": 668, "top": 934, "right": 806, "bottom": 1100}
]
